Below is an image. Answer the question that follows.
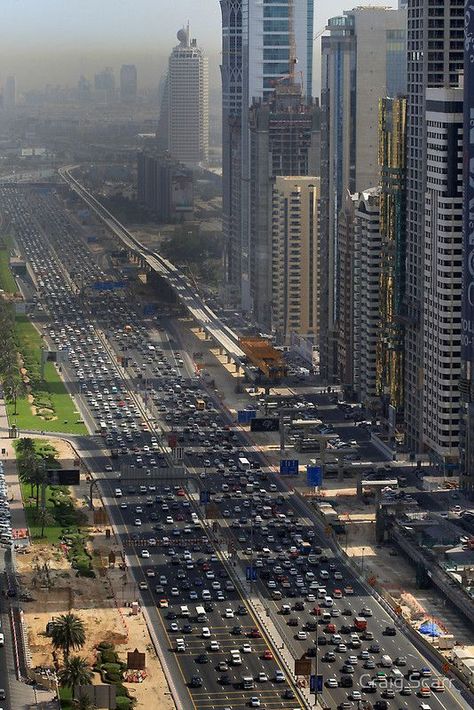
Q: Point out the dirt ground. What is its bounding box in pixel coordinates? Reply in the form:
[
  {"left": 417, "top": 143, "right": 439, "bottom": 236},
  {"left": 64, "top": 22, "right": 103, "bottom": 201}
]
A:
[{"left": 17, "top": 438, "right": 175, "bottom": 710}]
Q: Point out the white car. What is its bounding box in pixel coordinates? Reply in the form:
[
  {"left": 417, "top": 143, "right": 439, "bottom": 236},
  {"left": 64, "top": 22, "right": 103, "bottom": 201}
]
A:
[
  {"left": 134, "top": 518, "right": 142, "bottom": 526},
  {"left": 138, "top": 581, "right": 147, "bottom": 590},
  {"left": 210, "top": 640, "right": 220, "bottom": 651},
  {"left": 326, "top": 678, "right": 338, "bottom": 688},
  {"left": 297, "top": 631, "right": 308, "bottom": 640},
  {"left": 242, "top": 643, "right": 252, "bottom": 653},
  {"left": 202, "top": 627, "right": 211, "bottom": 638},
  {"left": 224, "top": 608, "right": 234, "bottom": 618},
  {"left": 275, "top": 670, "right": 285, "bottom": 683},
  {"left": 170, "top": 587, "right": 179, "bottom": 596},
  {"left": 140, "top": 550, "right": 150, "bottom": 558},
  {"left": 258, "top": 672, "right": 269, "bottom": 682}
]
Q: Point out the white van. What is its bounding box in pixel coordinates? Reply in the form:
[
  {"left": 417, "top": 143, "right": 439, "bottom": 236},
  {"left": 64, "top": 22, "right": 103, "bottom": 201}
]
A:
[
  {"left": 114, "top": 488, "right": 122, "bottom": 497},
  {"left": 180, "top": 605, "right": 190, "bottom": 617},
  {"left": 324, "top": 595, "right": 334, "bottom": 607},
  {"left": 381, "top": 654, "right": 393, "bottom": 667}
]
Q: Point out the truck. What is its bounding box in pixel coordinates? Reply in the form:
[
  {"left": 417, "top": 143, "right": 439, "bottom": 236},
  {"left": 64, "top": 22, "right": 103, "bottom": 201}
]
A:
[
  {"left": 354, "top": 616, "right": 368, "bottom": 632},
  {"left": 300, "top": 542, "right": 312, "bottom": 556}
]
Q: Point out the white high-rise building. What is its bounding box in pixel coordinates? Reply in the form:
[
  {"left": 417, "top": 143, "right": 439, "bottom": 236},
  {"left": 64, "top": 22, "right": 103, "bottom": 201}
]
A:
[
  {"left": 422, "top": 87, "right": 463, "bottom": 471},
  {"left": 167, "top": 26, "right": 209, "bottom": 165}
]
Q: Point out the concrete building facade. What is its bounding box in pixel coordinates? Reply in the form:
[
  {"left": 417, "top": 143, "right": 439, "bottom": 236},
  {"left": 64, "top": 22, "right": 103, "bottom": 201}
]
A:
[
  {"left": 167, "top": 27, "right": 209, "bottom": 165},
  {"left": 404, "top": 0, "right": 464, "bottom": 451},
  {"left": 137, "top": 150, "right": 194, "bottom": 222},
  {"left": 352, "top": 188, "right": 382, "bottom": 406},
  {"left": 319, "top": 5, "right": 406, "bottom": 382},
  {"left": 422, "top": 88, "right": 463, "bottom": 471},
  {"left": 248, "top": 83, "right": 320, "bottom": 329},
  {"left": 220, "top": 0, "right": 314, "bottom": 308},
  {"left": 271, "top": 176, "right": 320, "bottom": 344}
]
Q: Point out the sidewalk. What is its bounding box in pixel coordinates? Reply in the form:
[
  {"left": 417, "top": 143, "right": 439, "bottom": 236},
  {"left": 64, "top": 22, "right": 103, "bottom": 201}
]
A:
[{"left": 0, "top": 396, "right": 59, "bottom": 709}]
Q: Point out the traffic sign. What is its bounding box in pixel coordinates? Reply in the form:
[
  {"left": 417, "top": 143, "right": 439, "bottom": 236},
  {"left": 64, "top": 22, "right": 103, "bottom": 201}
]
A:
[
  {"left": 237, "top": 409, "right": 257, "bottom": 424},
  {"left": 46, "top": 469, "right": 80, "bottom": 486},
  {"left": 307, "top": 465, "right": 322, "bottom": 486},
  {"left": 280, "top": 459, "right": 299, "bottom": 476},
  {"left": 245, "top": 566, "right": 257, "bottom": 581},
  {"left": 250, "top": 417, "right": 279, "bottom": 432},
  {"left": 199, "top": 490, "right": 210, "bottom": 505}
]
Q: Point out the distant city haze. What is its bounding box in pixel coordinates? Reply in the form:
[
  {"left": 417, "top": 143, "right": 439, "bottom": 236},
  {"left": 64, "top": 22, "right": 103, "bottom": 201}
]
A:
[{"left": 1, "top": 0, "right": 395, "bottom": 91}]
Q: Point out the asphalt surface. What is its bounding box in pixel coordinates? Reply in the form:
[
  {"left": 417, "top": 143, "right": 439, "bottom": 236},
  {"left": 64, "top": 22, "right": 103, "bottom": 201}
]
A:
[{"left": 1, "top": 183, "right": 473, "bottom": 710}]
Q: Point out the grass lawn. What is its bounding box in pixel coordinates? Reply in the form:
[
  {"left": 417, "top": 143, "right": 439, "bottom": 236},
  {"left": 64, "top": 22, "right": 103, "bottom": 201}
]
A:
[
  {"left": 0, "top": 247, "right": 18, "bottom": 294},
  {"left": 7, "top": 315, "right": 87, "bottom": 435},
  {"left": 59, "top": 686, "right": 73, "bottom": 708},
  {"left": 20, "top": 482, "right": 66, "bottom": 543}
]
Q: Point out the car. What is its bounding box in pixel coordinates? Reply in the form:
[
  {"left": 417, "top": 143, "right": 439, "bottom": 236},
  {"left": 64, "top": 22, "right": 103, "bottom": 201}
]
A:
[
  {"left": 196, "top": 653, "right": 209, "bottom": 664},
  {"left": 201, "top": 627, "right": 211, "bottom": 638},
  {"left": 249, "top": 698, "right": 261, "bottom": 708},
  {"left": 384, "top": 625, "right": 396, "bottom": 635},
  {"left": 189, "top": 676, "right": 202, "bottom": 688},
  {"left": 138, "top": 581, "right": 148, "bottom": 590},
  {"left": 210, "top": 640, "right": 220, "bottom": 651},
  {"left": 275, "top": 670, "right": 285, "bottom": 682},
  {"left": 262, "top": 649, "right": 273, "bottom": 660},
  {"left": 326, "top": 677, "right": 338, "bottom": 688},
  {"left": 419, "top": 686, "right": 431, "bottom": 697},
  {"left": 431, "top": 679, "right": 445, "bottom": 692},
  {"left": 360, "top": 607, "right": 372, "bottom": 617},
  {"left": 297, "top": 631, "right": 307, "bottom": 640},
  {"left": 224, "top": 608, "right": 234, "bottom": 618},
  {"left": 219, "top": 674, "right": 231, "bottom": 685},
  {"left": 351, "top": 690, "right": 362, "bottom": 701},
  {"left": 242, "top": 643, "right": 252, "bottom": 653},
  {"left": 282, "top": 689, "right": 295, "bottom": 699},
  {"left": 141, "top": 550, "right": 150, "bottom": 558}
]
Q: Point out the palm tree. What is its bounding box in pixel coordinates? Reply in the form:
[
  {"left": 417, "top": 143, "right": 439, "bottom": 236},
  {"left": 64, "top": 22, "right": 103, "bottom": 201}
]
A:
[
  {"left": 50, "top": 613, "right": 86, "bottom": 661},
  {"left": 35, "top": 507, "right": 55, "bottom": 538},
  {"left": 16, "top": 437, "right": 35, "bottom": 456},
  {"left": 58, "top": 655, "right": 92, "bottom": 700}
]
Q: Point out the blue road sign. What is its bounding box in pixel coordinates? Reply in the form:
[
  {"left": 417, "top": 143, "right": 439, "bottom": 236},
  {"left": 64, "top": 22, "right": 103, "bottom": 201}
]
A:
[
  {"left": 238, "top": 409, "right": 257, "bottom": 424},
  {"left": 246, "top": 566, "right": 257, "bottom": 581},
  {"left": 280, "top": 459, "right": 299, "bottom": 476},
  {"left": 307, "top": 465, "right": 322, "bottom": 486},
  {"left": 199, "top": 491, "right": 210, "bottom": 505},
  {"left": 310, "top": 674, "right": 316, "bottom": 693},
  {"left": 316, "top": 675, "right": 323, "bottom": 693}
]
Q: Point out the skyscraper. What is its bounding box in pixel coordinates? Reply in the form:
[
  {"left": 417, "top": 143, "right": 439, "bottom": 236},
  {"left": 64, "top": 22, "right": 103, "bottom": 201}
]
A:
[
  {"left": 376, "top": 96, "right": 407, "bottom": 434},
  {"left": 421, "top": 87, "right": 463, "bottom": 472},
  {"left": 404, "top": 0, "right": 463, "bottom": 451},
  {"left": 319, "top": 5, "right": 407, "bottom": 382},
  {"left": 248, "top": 82, "right": 320, "bottom": 328},
  {"left": 460, "top": 0, "right": 474, "bottom": 494},
  {"left": 220, "top": 0, "right": 315, "bottom": 308},
  {"left": 3, "top": 76, "right": 16, "bottom": 110},
  {"left": 120, "top": 64, "right": 138, "bottom": 102},
  {"left": 167, "top": 26, "right": 209, "bottom": 165},
  {"left": 94, "top": 67, "right": 115, "bottom": 103},
  {"left": 271, "top": 176, "right": 321, "bottom": 343}
]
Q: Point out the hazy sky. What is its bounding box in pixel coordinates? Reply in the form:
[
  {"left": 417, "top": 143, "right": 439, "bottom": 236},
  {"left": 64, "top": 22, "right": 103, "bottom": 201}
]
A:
[{"left": 0, "top": 0, "right": 396, "bottom": 90}]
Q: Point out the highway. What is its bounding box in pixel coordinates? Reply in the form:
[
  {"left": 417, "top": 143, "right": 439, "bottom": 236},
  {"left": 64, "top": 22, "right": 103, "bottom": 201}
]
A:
[
  {"left": 2, "top": 182, "right": 474, "bottom": 710},
  {"left": 58, "top": 166, "right": 247, "bottom": 364}
]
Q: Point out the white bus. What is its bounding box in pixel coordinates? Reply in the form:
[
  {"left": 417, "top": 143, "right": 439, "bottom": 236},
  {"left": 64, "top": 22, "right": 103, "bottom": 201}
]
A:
[{"left": 238, "top": 457, "right": 251, "bottom": 471}]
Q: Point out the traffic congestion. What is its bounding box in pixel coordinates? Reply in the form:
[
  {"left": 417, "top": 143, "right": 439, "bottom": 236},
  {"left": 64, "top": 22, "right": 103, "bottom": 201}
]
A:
[{"left": 0, "top": 184, "right": 469, "bottom": 710}]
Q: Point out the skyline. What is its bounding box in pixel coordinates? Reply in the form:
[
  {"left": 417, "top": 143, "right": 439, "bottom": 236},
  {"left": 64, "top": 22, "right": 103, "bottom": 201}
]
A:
[{"left": 1, "top": 0, "right": 396, "bottom": 91}]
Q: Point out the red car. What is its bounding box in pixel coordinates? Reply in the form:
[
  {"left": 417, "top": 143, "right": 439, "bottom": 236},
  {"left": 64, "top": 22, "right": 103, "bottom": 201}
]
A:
[
  {"left": 176, "top": 489, "right": 185, "bottom": 496},
  {"left": 262, "top": 649, "right": 273, "bottom": 660},
  {"left": 249, "top": 628, "right": 262, "bottom": 638}
]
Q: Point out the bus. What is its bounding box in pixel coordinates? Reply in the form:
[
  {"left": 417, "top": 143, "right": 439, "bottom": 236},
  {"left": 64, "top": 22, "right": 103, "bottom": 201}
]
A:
[
  {"left": 289, "top": 419, "right": 322, "bottom": 433},
  {"left": 99, "top": 421, "right": 108, "bottom": 436},
  {"left": 238, "top": 457, "right": 251, "bottom": 471},
  {"left": 196, "top": 399, "right": 205, "bottom": 411}
]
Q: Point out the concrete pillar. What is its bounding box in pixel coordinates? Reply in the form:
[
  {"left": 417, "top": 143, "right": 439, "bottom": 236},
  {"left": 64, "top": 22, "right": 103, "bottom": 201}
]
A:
[
  {"left": 235, "top": 363, "right": 240, "bottom": 373},
  {"left": 356, "top": 474, "right": 363, "bottom": 500},
  {"left": 338, "top": 459, "right": 344, "bottom": 482},
  {"left": 227, "top": 355, "right": 231, "bottom": 364}
]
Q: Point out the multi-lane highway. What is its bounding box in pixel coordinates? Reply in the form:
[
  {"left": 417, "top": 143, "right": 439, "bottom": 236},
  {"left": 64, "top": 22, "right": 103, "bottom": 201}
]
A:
[{"left": 1, "top": 182, "right": 473, "bottom": 710}]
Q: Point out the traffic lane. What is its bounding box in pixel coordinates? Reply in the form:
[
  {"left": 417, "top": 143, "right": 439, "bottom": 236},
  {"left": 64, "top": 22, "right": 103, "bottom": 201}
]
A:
[{"left": 108, "top": 491, "right": 302, "bottom": 704}]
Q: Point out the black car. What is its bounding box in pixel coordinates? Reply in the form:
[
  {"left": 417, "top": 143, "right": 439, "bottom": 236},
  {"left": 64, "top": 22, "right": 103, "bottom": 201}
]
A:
[
  {"left": 182, "top": 624, "right": 193, "bottom": 634},
  {"left": 340, "top": 675, "right": 353, "bottom": 688},
  {"left": 384, "top": 626, "right": 396, "bottom": 636},
  {"left": 196, "top": 654, "right": 209, "bottom": 664},
  {"left": 342, "top": 608, "right": 353, "bottom": 616},
  {"left": 166, "top": 612, "right": 177, "bottom": 620},
  {"left": 340, "top": 625, "right": 352, "bottom": 634},
  {"left": 317, "top": 635, "right": 327, "bottom": 646},
  {"left": 305, "top": 647, "right": 317, "bottom": 657},
  {"left": 369, "top": 643, "right": 380, "bottom": 653},
  {"left": 322, "top": 652, "right": 336, "bottom": 662},
  {"left": 232, "top": 625, "right": 242, "bottom": 635},
  {"left": 219, "top": 674, "right": 231, "bottom": 685},
  {"left": 294, "top": 601, "right": 305, "bottom": 611},
  {"left": 237, "top": 605, "right": 248, "bottom": 615},
  {"left": 204, "top": 602, "right": 215, "bottom": 612},
  {"left": 189, "top": 676, "right": 203, "bottom": 688},
  {"left": 282, "top": 689, "right": 295, "bottom": 700},
  {"left": 305, "top": 621, "right": 317, "bottom": 631}
]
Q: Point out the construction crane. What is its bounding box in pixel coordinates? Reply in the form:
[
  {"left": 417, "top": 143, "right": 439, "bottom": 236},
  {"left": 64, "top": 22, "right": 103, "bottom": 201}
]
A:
[{"left": 314, "top": 26, "right": 327, "bottom": 42}]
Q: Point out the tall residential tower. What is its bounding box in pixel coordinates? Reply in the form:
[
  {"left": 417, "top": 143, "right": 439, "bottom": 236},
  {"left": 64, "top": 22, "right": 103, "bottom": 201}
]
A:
[
  {"left": 319, "top": 5, "right": 407, "bottom": 381},
  {"left": 167, "top": 26, "right": 209, "bottom": 165}
]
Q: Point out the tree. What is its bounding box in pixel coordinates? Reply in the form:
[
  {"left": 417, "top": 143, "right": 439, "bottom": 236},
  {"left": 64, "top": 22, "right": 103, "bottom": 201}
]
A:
[
  {"left": 50, "top": 613, "right": 86, "bottom": 661},
  {"left": 58, "top": 655, "right": 92, "bottom": 700},
  {"left": 35, "top": 507, "right": 55, "bottom": 538},
  {"left": 73, "top": 692, "right": 96, "bottom": 710}
]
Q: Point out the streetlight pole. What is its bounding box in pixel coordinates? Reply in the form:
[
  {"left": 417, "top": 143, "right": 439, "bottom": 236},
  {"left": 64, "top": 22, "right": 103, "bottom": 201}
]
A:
[{"left": 361, "top": 547, "right": 365, "bottom": 575}]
